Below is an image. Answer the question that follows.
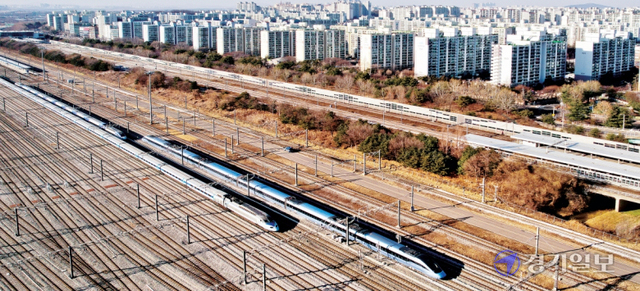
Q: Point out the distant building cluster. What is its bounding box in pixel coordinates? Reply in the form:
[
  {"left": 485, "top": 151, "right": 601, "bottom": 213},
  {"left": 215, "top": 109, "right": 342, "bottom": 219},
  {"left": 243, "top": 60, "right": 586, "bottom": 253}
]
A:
[{"left": 45, "top": 3, "right": 639, "bottom": 87}]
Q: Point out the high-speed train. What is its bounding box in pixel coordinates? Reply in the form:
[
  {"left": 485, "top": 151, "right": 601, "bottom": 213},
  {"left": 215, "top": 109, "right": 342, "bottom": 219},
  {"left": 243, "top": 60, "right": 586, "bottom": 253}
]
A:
[
  {"left": 144, "top": 135, "right": 446, "bottom": 279},
  {"left": 50, "top": 40, "right": 640, "bottom": 154},
  {"left": 17, "top": 84, "right": 126, "bottom": 139},
  {"left": 0, "top": 77, "right": 278, "bottom": 232}
]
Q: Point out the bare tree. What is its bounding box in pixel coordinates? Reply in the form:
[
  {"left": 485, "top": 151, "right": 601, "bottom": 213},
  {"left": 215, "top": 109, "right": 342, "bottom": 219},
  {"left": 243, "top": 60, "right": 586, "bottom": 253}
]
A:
[
  {"left": 301, "top": 72, "right": 313, "bottom": 85},
  {"left": 257, "top": 67, "right": 269, "bottom": 78},
  {"left": 431, "top": 81, "right": 451, "bottom": 106},
  {"left": 356, "top": 79, "right": 374, "bottom": 96},
  {"left": 334, "top": 75, "right": 355, "bottom": 93},
  {"left": 492, "top": 88, "right": 519, "bottom": 111},
  {"left": 345, "top": 122, "right": 375, "bottom": 147}
]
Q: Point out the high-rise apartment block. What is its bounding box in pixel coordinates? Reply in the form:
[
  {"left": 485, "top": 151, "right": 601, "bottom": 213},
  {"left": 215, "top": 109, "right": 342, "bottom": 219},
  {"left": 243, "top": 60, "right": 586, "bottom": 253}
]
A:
[
  {"left": 193, "top": 24, "right": 215, "bottom": 51},
  {"left": 359, "top": 33, "right": 414, "bottom": 71},
  {"left": 142, "top": 24, "right": 159, "bottom": 42},
  {"left": 216, "top": 27, "right": 263, "bottom": 56},
  {"left": 491, "top": 29, "right": 567, "bottom": 87},
  {"left": 117, "top": 22, "right": 132, "bottom": 39},
  {"left": 175, "top": 25, "right": 192, "bottom": 46},
  {"left": 159, "top": 25, "right": 176, "bottom": 44},
  {"left": 260, "top": 30, "right": 294, "bottom": 59},
  {"left": 414, "top": 27, "right": 497, "bottom": 78},
  {"left": 295, "top": 29, "right": 346, "bottom": 62},
  {"left": 575, "top": 32, "right": 636, "bottom": 81}
]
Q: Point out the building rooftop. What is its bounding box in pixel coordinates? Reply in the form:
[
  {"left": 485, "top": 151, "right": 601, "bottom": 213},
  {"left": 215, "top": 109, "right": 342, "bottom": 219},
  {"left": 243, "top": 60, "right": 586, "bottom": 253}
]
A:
[
  {"left": 465, "top": 134, "right": 640, "bottom": 180},
  {"left": 512, "top": 132, "right": 640, "bottom": 164}
]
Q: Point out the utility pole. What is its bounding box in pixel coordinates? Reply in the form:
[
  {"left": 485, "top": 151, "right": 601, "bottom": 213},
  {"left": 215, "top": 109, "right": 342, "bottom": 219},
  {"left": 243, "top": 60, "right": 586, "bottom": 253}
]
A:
[
  {"left": 14, "top": 208, "right": 19, "bottom": 237},
  {"left": 41, "top": 51, "right": 45, "bottom": 81},
  {"left": 148, "top": 72, "right": 153, "bottom": 124},
  {"left": 261, "top": 264, "right": 268, "bottom": 291},
  {"left": 363, "top": 153, "right": 367, "bottom": 176},
  {"left": 243, "top": 251, "right": 247, "bottom": 284},
  {"left": 411, "top": 185, "right": 415, "bottom": 211},
  {"left": 136, "top": 184, "right": 141, "bottom": 209},
  {"left": 186, "top": 215, "right": 191, "bottom": 244},
  {"left": 535, "top": 227, "right": 540, "bottom": 256},
  {"left": 481, "top": 177, "right": 486, "bottom": 203},
  {"left": 397, "top": 200, "right": 401, "bottom": 228}
]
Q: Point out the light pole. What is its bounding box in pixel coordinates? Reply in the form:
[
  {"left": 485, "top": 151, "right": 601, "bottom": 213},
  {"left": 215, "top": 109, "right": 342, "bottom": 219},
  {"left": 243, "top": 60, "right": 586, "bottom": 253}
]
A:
[{"left": 147, "top": 71, "right": 154, "bottom": 124}]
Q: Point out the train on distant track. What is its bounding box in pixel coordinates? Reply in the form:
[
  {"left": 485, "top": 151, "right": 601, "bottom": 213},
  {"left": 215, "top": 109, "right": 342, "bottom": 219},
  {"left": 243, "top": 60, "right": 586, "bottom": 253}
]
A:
[
  {"left": 0, "top": 77, "right": 278, "bottom": 232},
  {"left": 17, "top": 84, "right": 126, "bottom": 139},
  {"left": 0, "top": 55, "right": 33, "bottom": 74},
  {"left": 143, "top": 135, "right": 447, "bottom": 279},
  {"left": 50, "top": 40, "right": 640, "bottom": 154}
]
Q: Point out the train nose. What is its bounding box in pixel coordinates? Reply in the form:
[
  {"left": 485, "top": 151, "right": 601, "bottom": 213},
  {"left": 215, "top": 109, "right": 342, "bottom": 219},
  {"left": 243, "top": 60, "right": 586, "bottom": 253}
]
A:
[{"left": 436, "top": 271, "right": 447, "bottom": 279}]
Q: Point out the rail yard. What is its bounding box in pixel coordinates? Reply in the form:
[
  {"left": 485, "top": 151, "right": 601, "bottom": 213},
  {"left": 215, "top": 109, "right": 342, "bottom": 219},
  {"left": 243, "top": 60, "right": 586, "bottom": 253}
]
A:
[{"left": 0, "top": 49, "right": 639, "bottom": 290}]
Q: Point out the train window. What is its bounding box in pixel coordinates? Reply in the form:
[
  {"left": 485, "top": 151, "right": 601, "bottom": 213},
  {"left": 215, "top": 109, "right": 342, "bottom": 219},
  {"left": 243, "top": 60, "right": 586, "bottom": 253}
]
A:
[
  {"left": 552, "top": 134, "right": 561, "bottom": 138},
  {"left": 532, "top": 130, "right": 540, "bottom": 135},
  {"left": 630, "top": 148, "right": 639, "bottom": 153},
  {"left": 542, "top": 131, "right": 551, "bottom": 136}
]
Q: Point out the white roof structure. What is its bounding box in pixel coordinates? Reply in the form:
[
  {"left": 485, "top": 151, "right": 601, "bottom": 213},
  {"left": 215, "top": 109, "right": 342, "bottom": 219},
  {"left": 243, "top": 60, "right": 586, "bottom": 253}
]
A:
[
  {"left": 512, "top": 132, "right": 640, "bottom": 165},
  {"left": 464, "top": 134, "right": 640, "bottom": 181}
]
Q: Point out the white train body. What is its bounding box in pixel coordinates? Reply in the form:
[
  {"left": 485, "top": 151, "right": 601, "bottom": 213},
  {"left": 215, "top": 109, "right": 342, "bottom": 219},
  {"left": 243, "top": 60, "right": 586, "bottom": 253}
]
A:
[{"left": 1, "top": 77, "right": 277, "bottom": 232}]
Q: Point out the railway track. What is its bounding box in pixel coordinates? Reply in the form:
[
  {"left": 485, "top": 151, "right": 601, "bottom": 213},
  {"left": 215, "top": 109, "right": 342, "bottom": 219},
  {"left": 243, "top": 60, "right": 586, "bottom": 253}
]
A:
[
  {"left": 12, "top": 65, "right": 552, "bottom": 290},
  {"left": 0, "top": 86, "right": 236, "bottom": 290},
  {"left": 0, "top": 69, "right": 461, "bottom": 290},
  {"left": 3, "top": 56, "right": 624, "bottom": 290}
]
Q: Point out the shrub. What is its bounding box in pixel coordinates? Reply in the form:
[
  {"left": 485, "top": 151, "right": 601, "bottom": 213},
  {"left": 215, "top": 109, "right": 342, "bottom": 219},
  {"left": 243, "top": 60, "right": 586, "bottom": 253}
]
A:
[
  {"left": 566, "top": 125, "right": 585, "bottom": 134},
  {"left": 515, "top": 109, "right": 534, "bottom": 118},
  {"left": 456, "top": 96, "right": 476, "bottom": 107},
  {"left": 541, "top": 114, "right": 555, "bottom": 125},
  {"left": 588, "top": 128, "right": 602, "bottom": 138}
]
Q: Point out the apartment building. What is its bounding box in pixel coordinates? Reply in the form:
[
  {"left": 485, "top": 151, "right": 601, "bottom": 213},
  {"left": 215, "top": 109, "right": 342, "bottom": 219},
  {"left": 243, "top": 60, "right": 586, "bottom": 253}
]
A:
[
  {"left": 193, "top": 25, "right": 215, "bottom": 51},
  {"left": 296, "top": 30, "right": 325, "bottom": 62},
  {"left": 491, "top": 30, "right": 567, "bottom": 87},
  {"left": 132, "top": 21, "right": 151, "bottom": 39},
  {"left": 260, "top": 30, "right": 294, "bottom": 59},
  {"left": 324, "top": 30, "right": 346, "bottom": 59},
  {"left": 159, "top": 25, "right": 176, "bottom": 44},
  {"left": 244, "top": 27, "right": 262, "bottom": 56},
  {"left": 414, "top": 27, "right": 497, "bottom": 78},
  {"left": 142, "top": 24, "right": 159, "bottom": 42},
  {"left": 117, "top": 22, "right": 132, "bottom": 39},
  {"left": 359, "top": 32, "right": 414, "bottom": 71},
  {"left": 575, "top": 32, "right": 636, "bottom": 81},
  {"left": 175, "top": 25, "right": 192, "bottom": 46}
]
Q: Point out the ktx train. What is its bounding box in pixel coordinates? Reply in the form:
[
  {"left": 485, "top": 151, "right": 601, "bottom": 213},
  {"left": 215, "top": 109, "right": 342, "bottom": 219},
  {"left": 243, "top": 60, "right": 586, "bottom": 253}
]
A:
[
  {"left": 1, "top": 77, "right": 278, "bottom": 232},
  {"left": 51, "top": 40, "right": 640, "bottom": 154},
  {"left": 17, "top": 84, "right": 126, "bottom": 139},
  {"left": 144, "top": 135, "right": 446, "bottom": 279}
]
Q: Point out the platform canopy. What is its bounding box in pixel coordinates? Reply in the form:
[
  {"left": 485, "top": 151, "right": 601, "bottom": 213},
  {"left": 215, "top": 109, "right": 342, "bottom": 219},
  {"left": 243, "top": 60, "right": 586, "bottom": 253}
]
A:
[
  {"left": 464, "top": 134, "right": 640, "bottom": 180},
  {"left": 512, "top": 132, "right": 640, "bottom": 165}
]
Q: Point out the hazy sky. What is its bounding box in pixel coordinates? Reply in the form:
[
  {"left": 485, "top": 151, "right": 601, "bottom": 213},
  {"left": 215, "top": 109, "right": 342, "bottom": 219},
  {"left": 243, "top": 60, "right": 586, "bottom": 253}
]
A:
[{"left": 0, "top": 0, "right": 636, "bottom": 10}]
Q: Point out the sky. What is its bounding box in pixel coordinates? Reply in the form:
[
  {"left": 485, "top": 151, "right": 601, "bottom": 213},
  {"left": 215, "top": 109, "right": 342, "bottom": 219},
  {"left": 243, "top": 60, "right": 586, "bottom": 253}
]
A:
[{"left": 0, "top": 0, "right": 636, "bottom": 10}]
